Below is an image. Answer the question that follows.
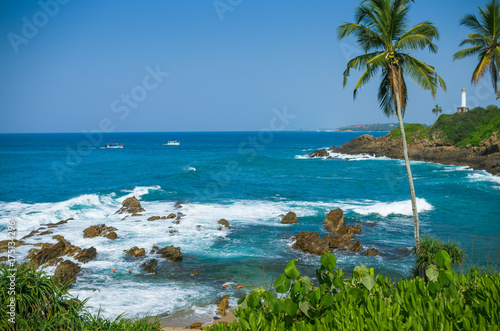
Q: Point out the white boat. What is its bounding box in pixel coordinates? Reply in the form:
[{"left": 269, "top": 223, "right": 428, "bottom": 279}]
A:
[
  {"left": 105, "top": 142, "right": 123, "bottom": 149},
  {"left": 166, "top": 141, "right": 180, "bottom": 146}
]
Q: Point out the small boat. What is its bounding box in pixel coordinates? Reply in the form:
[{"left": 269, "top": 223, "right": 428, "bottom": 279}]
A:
[
  {"left": 105, "top": 142, "right": 123, "bottom": 149},
  {"left": 166, "top": 141, "right": 180, "bottom": 146}
]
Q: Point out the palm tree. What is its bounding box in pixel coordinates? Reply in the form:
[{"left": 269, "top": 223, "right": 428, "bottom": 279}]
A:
[
  {"left": 432, "top": 104, "right": 442, "bottom": 116},
  {"left": 338, "top": 0, "right": 446, "bottom": 249},
  {"left": 453, "top": 0, "right": 500, "bottom": 94}
]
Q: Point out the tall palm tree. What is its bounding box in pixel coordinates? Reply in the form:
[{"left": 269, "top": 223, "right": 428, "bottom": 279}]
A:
[
  {"left": 337, "top": 0, "right": 446, "bottom": 249},
  {"left": 453, "top": 0, "right": 500, "bottom": 94},
  {"left": 432, "top": 104, "right": 442, "bottom": 116}
]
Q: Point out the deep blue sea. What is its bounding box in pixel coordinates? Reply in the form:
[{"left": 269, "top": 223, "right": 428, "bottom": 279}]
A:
[{"left": 1, "top": 132, "right": 499, "bottom": 323}]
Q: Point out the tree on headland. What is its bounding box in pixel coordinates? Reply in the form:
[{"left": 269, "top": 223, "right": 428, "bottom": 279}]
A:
[
  {"left": 432, "top": 104, "right": 442, "bottom": 116},
  {"left": 337, "top": 0, "right": 446, "bottom": 249},
  {"left": 453, "top": 0, "right": 500, "bottom": 94}
]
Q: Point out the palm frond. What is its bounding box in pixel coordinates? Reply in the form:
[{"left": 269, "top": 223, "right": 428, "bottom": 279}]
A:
[
  {"left": 343, "top": 52, "right": 381, "bottom": 87},
  {"left": 354, "top": 63, "right": 380, "bottom": 99},
  {"left": 472, "top": 53, "right": 493, "bottom": 84},
  {"left": 453, "top": 45, "right": 483, "bottom": 60},
  {"left": 403, "top": 55, "right": 438, "bottom": 96}
]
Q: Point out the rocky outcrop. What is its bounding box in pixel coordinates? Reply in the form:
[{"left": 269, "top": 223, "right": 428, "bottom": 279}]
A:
[
  {"left": 53, "top": 260, "right": 81, "bottom": 287},
  {"left": 167, "top": 213, "right": 176, "bottom": 219},
  {"left": 116, "top": 196, "right": 145, "bottom": 214},
  {"left": 21, "top": 230, "right": 39, "bottom": 239},
  {"left": 312, "top": 132, "right": 500, "bottom": 176},
  {"left": 365, "top": 248, "right": 379, "bottom": 256},
  {"left": 292, "top": 232, "right": 331, "bottom": 255},
  {"left": 308, "top": 149, "right": 329, "bottom": 158},
  {"left": 141, "top": 259, "right": 158, "bottom": 274},
  {"left": 147, "top": 216, "right": 161, "bottom": 221},
  {"left": 75, "top": 247, "right": 97, "bottom": 263},
  {"left": 324, "top": 209, "right": 345, "bottom": 233},
  {"left": 83, "top": 225, "right": 118, "bottom": 239},
  {"left": 156, "top": 245, "right": 183, "bottom": 261},
  {"left": 218, "top": 219, "right": 231, "bottom": 229},
  {"left": 29, "top": 240, "right": 81, "bottom": 268},
  {"left": 217, "top": 295, "right": 230, "bottom": 316},
  {"left": 281, "top": 212, "right": 298, "bottom": 224},
  {"left": 124, "top": 246, "right": 146, "bottom": 257}
]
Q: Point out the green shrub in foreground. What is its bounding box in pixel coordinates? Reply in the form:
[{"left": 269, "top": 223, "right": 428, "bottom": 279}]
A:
[
  {"left": 206, "top": 251, "right": 500, "bottom": 331},
  {"left": 0, "top": 263, "right": 161, "bottom": 331}
]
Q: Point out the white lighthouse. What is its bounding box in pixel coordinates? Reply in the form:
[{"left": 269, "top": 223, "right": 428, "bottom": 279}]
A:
[{"left": 457, "top": 88, "right": 470, "bottom": 112}]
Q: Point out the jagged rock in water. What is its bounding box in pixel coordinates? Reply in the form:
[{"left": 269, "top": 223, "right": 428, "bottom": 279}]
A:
[
  {"left": 324, "top": 209, "right": 345, "bottom": 233},
  {"left": 217, "top": 294, "right": 230, "bottom": 316},
  {"left": 116, "top": 196, "right": 145, "bottom": 214},
  {"left": 124, "top": 246, "right": 146, "bottom": 257},
  {"left": 83, "top": 224, "right": 118, "bottom": 239},
  {"left": 21, "top": 230, "right": 39, "bottom": 239},
  {"left": 75, "top": 247, "right": 97, "bottom": 263},
  {"left": 167, "top": 213, "right": 176, "bottom": 219},
  {"left": 156, "top": 245, "right": 183, "bottom": 261},
  {"left": 147, "top": 216, "right": 161, "bottom": 221},
  {"left": 365, "top": 248, "right": 379, "bottom": 256},
  {"left": 141, "top": 259, "right": 158, "bottom": 274},
  {"left": 218, "top": 219, "right": 231, "bottom": 229},
  {"left": 308, "top": 149, "right": 329, "bottom": 158},
  {"left": 53, "top": 260, "right": 81, "bottom": 287},
  {"left": 281, "top": 212, "right": 298, "bottom": 224},
  {"left": 30, "top": 240, "right": 81, "bottom": 268}
]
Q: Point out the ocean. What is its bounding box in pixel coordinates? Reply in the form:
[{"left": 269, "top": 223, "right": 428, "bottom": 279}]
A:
[{"left": 1, "top": 131, "right": 499, "bottom": 324}]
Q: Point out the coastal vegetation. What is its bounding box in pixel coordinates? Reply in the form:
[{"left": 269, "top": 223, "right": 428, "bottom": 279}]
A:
[
  {"left": 453, "top": 0, "right": 500, "bottom": 95},
  {"left": 337, "top": 0, "right": 446, "bottom": 249},
  {"left": 206, "top": 250, "right": 500, "bottom": 330},
  {"left": 389, "top": 104, "right": 500, "bottom": 147},
  {"left": 0, "top": 263, "right": 161, "bottom": 331}
]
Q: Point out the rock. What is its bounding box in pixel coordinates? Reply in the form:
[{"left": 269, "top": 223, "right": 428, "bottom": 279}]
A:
[
  {"left": 348, "top": 240, "right": 363, "bottom": 252},
  {"left": 395, "top": 248, "right": 411, "bottom": 255},
  {"left": 217, "top": 294, "right": 230, "bottom": 316},
  {"left": 156, "top": 245, "right": 183, "bottom": 261},
  {"left": 124, "top": 246, "right": 146, "bottom": 257},
  {"left": 364, "top": 222, "right": 377, "bottom": 226},
  {"left": 39, "top": 230, "right": 53, "bottom": 236},
  {"left": 189, "top": 322, "right": 203, "bottom": 329},
  {"left": 34, "top": 242, "right": 52, "bottom": 248},
  {"left": 150, "top": 245, "right": 159, "bottom": 254},
  {"left": 52, "top": 235, "right": 67, "bottom": 242},
  {"left": 169, "top": 230, "right": 178, "bottom": 234},
  {"left": 53, "top": 260, "right": 81, "bottom": 287},
  {"left": 131, "top": 213, "right": 143, "bottom": 217},
  {"left": 116, "top": 196, "right": 145, "bottom": 214},
  {"left": 174, "top": 220, "right": 180, "bottom": 225},
  {"left": 54, "top": 218, "right": 73, "bottom": 225},
  {"left": 308, "top": 149, "right": 329, "bottom": 158},
  {"left": 167, "top": 213, "right": 176, "bottom": 219},
  {"left": 26, "top": 248, "right": 40, "bottom": 259},
  {"left": 190, "top": 272, "right": 199, "bottom": 277},
  {"left": 21, "top": 230, "right": 39, "bottom": 239},
  {"left": 0, "top": 240, "right": 24, "bottom": 248},
  {"left": 147, "top": 216, "right": 161, "bottom": 221},
  {"left": 0, "top": 247, "right": 8, "bottom": 254},
  {"left": 365, "top": 248, "right": 379, "bottom": 256},
  {"left": 324, "top": 209, "right": 345, "bottom": 233},
  {"left": 160, "top": 216, "right": 167, "bottom": 219},
  {"left": 281, "top": 212, "right": 298, "bottom": 224},
  {"left": 174, "top": 201, "right": 183, "bottom": 209},
  {"left": 75, "top": 247, "right": 97, "bottom": 263},
  {"left": 105, "top": 231, "right": 118, "bottom": 240},
  {"left": 30, "top": 240, "right": 75, "bottom": 268},
  {"left": 83, "top": 224, "right": 118, "bottom": 239},
  {"left": 141, "top": 259, "right": 158, "bottom": 274},
  {"left": 292, "top": 232, "right": 330, "bottom": 255},
  {"left": 0, "top": 256, "right": 8, "bottom": 262},
  {"left": 218, "top": 219, "right": 231, "bottom": 229}
]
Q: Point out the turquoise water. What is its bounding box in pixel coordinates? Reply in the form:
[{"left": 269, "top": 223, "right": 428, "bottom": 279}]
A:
[{"left": 1, "top": 132, "right": 499, "bottom": 321}]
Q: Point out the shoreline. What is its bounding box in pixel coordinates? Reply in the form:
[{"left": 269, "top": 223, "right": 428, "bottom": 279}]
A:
[
  {"left": 160, "top": 308, "right": 237, "bottom": 330},
  {"left": 310, "top": 132, "right": 500, "bottom": 176}
]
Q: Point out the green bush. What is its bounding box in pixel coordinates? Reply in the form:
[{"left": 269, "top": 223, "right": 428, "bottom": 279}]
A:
[
  {"left": 206, "top": 251, "right": 500, "bottom": 331},
  {"left": 389, "top": 123, "right": 430, "bottom": 143},
  {"left": 0, "top": 263, "right": 161, "bottom": 331}
]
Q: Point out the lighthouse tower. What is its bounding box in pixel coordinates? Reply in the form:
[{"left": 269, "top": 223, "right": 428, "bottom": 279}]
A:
[{"left": 457, "top": 88, "right": 470, "bottom": 113}]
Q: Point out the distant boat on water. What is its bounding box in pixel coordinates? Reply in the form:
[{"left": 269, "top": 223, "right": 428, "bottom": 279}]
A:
[
  {"left": 166, "top": 141, "right": 180, "bottom": 145},
  {"left": 105, "top": 142, "right": 123, "bottom": 149}
]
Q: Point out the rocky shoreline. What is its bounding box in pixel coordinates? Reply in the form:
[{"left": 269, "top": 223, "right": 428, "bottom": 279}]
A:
[{"left": 309, "top": 132, "right": 500, "bottom": 176}]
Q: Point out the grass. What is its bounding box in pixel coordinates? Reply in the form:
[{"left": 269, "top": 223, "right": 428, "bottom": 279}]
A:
[
  {"left": 0, "top": 263, "right": 161, "bottom": 331},
  {"left": 389, "top": 104, "right": 500, "bottom": 147}
]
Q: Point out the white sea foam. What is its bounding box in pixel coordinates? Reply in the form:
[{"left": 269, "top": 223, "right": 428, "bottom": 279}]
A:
[
  {"left": 467, "top": 172, "right": 500, "bottom": 188},
  {"left": 339, "top": 198, "right": 433, "bottom": 217},
  {"left": 295, "top": 150, "right": 390, "bottom": 161},
  {"left": 184, "top": 166, "right": 197, "bottom": 172}
]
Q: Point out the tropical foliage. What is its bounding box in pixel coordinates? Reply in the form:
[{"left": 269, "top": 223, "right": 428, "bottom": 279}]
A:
[
  {"left": 206, "top": 251, "right": 500, "bottom": 330},
  {"left": 432, "top": 104, "right": 442, "bottom": 116},
  {"left": 453, "top": 0, "right": 500, "bottom": 93},
  {"left": 337, "top": 0, "right": 446, "bottom": 249},
  {"left": 0, "top": 263, "right": 161, "bottom": 331}
]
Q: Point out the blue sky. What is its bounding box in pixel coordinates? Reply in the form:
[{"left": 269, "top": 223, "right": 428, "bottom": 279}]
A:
[{"left": 0, "top": 0, "right": 496, "bottom": 133}]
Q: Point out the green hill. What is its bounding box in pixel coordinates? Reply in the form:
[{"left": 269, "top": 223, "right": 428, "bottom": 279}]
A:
[{"left": 390, "top": 105, "right": 500, "bottom": 147}]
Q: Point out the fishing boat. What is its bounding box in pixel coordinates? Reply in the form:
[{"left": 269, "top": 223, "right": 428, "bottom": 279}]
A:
[
  {"left": 166, "top": 141, "right": 180, "bottom": 146},
  {"left": 105, "top": 142, "right": 123, "bottom": 149}
]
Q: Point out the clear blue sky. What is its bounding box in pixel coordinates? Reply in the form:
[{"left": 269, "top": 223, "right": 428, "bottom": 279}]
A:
[{"left": 0, "top": 0, "right": 496, "bottom": 133}]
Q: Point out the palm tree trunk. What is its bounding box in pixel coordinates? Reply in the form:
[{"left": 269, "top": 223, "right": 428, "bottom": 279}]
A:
[{"left": 393, "top": 90, "right": 420, "bottom": 251}]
